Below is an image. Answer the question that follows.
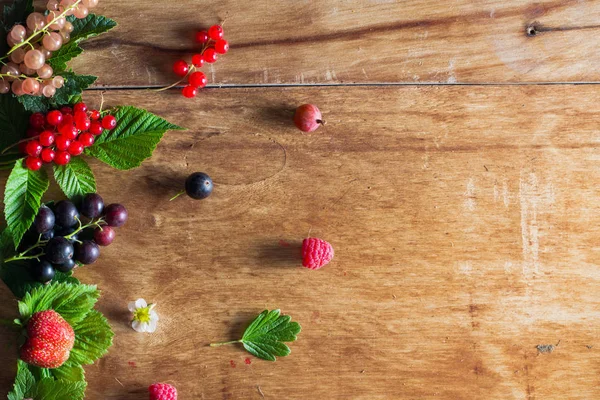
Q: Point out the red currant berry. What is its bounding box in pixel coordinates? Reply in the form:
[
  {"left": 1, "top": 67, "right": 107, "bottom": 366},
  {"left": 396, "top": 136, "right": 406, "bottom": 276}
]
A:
[
  {"left": 68, "top": 141, "right": 84, "bottom": 156},
  {"left": 73, "top": 103, "right": 87, "bottom": 113},
  {"left": 29, "top": 112, "right": 45, "bottom": 129},
  {"left": 25, "top": 156, "right": 42, "bottom": 171},
  {"left": 173, "top": 60, "right": 190, "bottom": 77},
  {"left": 74, "top": 111, "right": 91, "bottom": 131},
  {"left": 46, "top": 110, "right": 63, "bottom": 126},
  {"left": 102, "top": 115, "right": 117, "bottom": 130},
  {"left": 208, "top": 25, "right": 224, "bottom": 40},
  {"left": 182, "top": 85, "right": 197, "bottom": 98},
  {"left": 89, "top": 110, "right": 100, "bottom": 121},
  {"left": 54, "top": 151, "right": 71, "bottom": 165},
  {"left": 188, "top": 72, "right": 207, "bottom": 88},
  {"left": 61, "top": 114, "right": 74, "bottom": 127},
  {"left": 26, "top": 128, "right": 40, "bottom": 138},
  {"left": 39, "top": 130, "right": 55, "bottom": 147},
  {"left": 25, "top": 140, "right": 42, "bottom": 157},
  {"left": 203, "top": 48, "right": 218, "bottom": 63},
  {"left": 192, "top": 54, "right": 204, "bottom": 68},
  {"left": 195, "top": 30, "right": 209, "bottom": 44},
  {"left": 60, "top": 106, "right": 73, "bottom": 115},
  {"left": 55, "top": 135, "right": 71, "bottom": 151},
  {"left": 214, "top": 39, "right": 229, "bottom": 54},
  {"left": 89, "top": 122, "right": 103, "bottom": 136},
  {"left": 40, "top": 148, "right": 55, "bottom": 163},
  {"left": 79, "top": 132, "right": 95, "bottom": 147},
  {"left": 59, "top": 124, "right": 78, "bottom": 140}
]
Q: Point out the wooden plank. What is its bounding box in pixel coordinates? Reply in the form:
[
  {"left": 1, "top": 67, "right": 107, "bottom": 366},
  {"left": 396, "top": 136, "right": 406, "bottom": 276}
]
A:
[{"left": 1, "top": 85, "right": 600, "bottom": 398}]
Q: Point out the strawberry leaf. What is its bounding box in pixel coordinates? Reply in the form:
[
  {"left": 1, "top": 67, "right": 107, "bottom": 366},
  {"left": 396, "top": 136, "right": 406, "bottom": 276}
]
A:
[
  {"left": 86, "top": 106, "right": 184, "bottom": 170},
  {"left": 30, "top": 377, "right": 86, "bottom": 400},
  {"left": 7, "top": 361, "right": 35, "bottom": 400},
  {"left": 51, "top": 363, "right": 85, "bottom": 384},
  {"left": 69, "top": 309, "right": 114, "bottom": 365},
  {"left": 18, "top": 282, "right": 99, "bottom": 325},
  {"left": 53, "top": 157, "right": 96, "bottom": 201},
  {"left": 4, "top": 159, "right": 50, "bottom": 248}
]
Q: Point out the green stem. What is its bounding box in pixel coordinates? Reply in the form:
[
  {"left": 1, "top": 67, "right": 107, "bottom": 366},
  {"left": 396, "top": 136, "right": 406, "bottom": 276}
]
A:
[
  {"left": 64, "top": 218, "right": 105, "bottom": 240},
  {"left": 210, "top": 340, "right": 242, "bottom": 347},
  {"left": 169, "top": 190, "right": 185, "bottom": 201},
  {"left": 3, "top": 253, "right": 44, "bottom": 263}
]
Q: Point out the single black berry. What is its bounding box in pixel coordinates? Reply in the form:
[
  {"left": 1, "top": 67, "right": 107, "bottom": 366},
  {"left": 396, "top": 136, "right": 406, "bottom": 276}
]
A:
[
  {"left": 75, "top": 240, "right": 100, "bottom": 264},
  {"left": 185, "top": 172, "right": 213, "bottom": 200},
  {"left": 31, "top": 260, "right": 55, "bottom": 283},
  {"left": 54, "top": 200, "right": 80, "bottom": 228},
  {"left": 104, "top": 204, "right": 128, "bottom": 227},
  {"left": 33, "top": 205, "right": 55, "bottom": 233},
  {"left": 94, "top": 226, "right": 115, "bottom": 246},
  {"left": 45, "top": 237, "right": 74, "bottom": 264},
  {"left": 80, "top": 193, "right": 104, "bottom": 219},
  {"left": 54, "top": 258, "right": 76, "bottom": 273},
  {"left": 40, "top": 229, "right": 55, "bottom": 241}
]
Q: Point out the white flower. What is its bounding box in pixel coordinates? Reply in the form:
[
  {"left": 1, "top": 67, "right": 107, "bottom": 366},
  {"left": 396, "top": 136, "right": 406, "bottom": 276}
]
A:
[{"left": 128, "top": 298, "right": 159, "bottom": 333}]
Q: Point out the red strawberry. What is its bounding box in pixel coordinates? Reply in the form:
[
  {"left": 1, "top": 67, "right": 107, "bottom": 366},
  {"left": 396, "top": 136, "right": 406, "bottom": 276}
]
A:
[
  {"left": 302, "top": 238, "right": 334, "bottom": 270},
  {"left": 20, "top": 310, "right": 75, "bottom": 369},
  {"left": 149, "top": 383, "right": 178, "bottom": 400}
]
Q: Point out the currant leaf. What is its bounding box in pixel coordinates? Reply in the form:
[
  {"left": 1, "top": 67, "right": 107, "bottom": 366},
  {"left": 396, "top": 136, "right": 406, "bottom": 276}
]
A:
[
  {"left": 3, "top": 159, "right": 50, "bottom": 248},
  {"left": 0, "top": 92, "right": 29, "bottom": 152},
  {"left": 17, "top": 73, "right": 97, "bottom": 113},
  {"left": 86, "top": 106, "right": 184, "bottom": 170},
  {"left": 53, "top": 157, "right": 96, "bottom": 201}
]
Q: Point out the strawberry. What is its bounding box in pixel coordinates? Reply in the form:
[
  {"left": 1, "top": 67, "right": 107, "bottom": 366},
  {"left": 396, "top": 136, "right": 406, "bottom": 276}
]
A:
[
  {"left": 149, "top": 383, "right": 178, "bottom": 400},
  {"left": 20, "top": 310, "right": 75, "bottom": 369},
  {"left": 302, "top": 238, "right": 334, "bottom": 270}
]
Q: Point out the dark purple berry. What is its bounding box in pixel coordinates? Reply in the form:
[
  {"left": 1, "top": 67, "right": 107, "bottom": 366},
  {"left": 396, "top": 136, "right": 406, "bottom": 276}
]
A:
[
  {"left": 45, "top": 237, "right": 74, "bottom": 264},
  {"left": 33, "top": 205, "right": 55, "bottom": 233},
  {"left": 40, "top": 229, "right": 54, "bottom": 241},
  {"left": 31, "top": 260, "right": 55, "bottom": 283},
  {"left": 74, "top": 240, "right": 100, "bottom": 264},
  {"left": 94, "top": 226, "right": 115, "bottom": 246},
  {"left": 54, "top": 200, "right": 80, "bottom": 228},
  {"left": 104, "top": 204, "right": 128, "bottom": 227},
  {"left": 80, "top": 193, "right": 104, "bottom": 219},
  {"left": 54, "top": 258, "right": 76, "bottom": 273},
  {"left": 185, "top": 172, "right": 213, "bottom": 200}
]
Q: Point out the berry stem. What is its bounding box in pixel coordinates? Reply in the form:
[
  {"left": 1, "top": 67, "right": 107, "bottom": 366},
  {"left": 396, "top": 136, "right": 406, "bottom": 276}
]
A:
[
  {"left": 153, "top": 65, "right": 197, "bottom": 92},
  {"left": 63, "top": 218, "right": 106, "bottom": 240},
  {"left": 3, "top": 235, "right": 49, "bottom": 263},
  {"left": 3, "top": 253, "right": 45, "bottom": 263},
  {"left": 169, "top": 190, "right": 185, "bottom": 201},
  {"left": 209, "top": 340, "right": 243, "bottom": 347},
  {"left": 1, "top": 136, "right": 40, "bottom": 154}
]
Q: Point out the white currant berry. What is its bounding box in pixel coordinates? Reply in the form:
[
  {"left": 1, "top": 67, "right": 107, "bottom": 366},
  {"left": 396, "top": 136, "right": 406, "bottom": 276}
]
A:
[
  {"left": 0, "top": 80, "right": 10, "bottom": 94},
  {"left": 23, "top": 49, "right": 45, "bottom": 70},
  {"left": 37, "top": 64, "right": 53, "bottom": 79}
]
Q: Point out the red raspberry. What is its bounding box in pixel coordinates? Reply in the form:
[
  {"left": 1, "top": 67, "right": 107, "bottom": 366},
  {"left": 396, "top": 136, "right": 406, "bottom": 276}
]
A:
[
  {"left": 302, "top": 238, "right": 334, "bottom": 270},
  {"left": 149, "top": 383, "right": 177, "bottom": 400}
]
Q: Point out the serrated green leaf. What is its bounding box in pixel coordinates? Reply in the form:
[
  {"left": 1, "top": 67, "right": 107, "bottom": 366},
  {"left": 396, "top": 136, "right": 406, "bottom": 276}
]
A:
[
  {"left": 0, "top": 93, "right": 29, "bottom": 151},
  {"left": 18, "top": 282, "right": 99, "bottom": 325},
  {"left": 86, "top": 106, "right": 183, "bottom": 170},
  {"left": 4, "top": 160, "right": 49, "bottom": 248},
  {"left": 1, "top": 259, "right": 78, "bottom": 299},
  {"left": 3, "top": 0, "right": 33, "bottom": 29},
  {"left": 53, "top": 157, "right": 96, "bottom": 201},
  {"left": 7, "top": 360, "right": 35, "bottom": 400},
  {"left": 51, "top": 363, "right": 85, "bottom": 383},
  {"left": 0, "top": 227, "right": 15, "bottom": 262},
  {"left": 17, "top": 73, "right": 97, "bottom": 113},
  {"left": 69, "top": 309, "right": 114, "bottom": 365},
  {"left": 30, "top": 377, "right": 86, "bottom": 400},
  {"left": 48, "top": 14, "right": 116, "bottom": 72}
]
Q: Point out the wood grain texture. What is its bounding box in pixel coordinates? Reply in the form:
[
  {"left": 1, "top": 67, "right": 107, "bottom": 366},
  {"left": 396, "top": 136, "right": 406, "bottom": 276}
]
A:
[
  {"left": 2, "top": 86, "right": 600, "bottom": 399},
  {"left": 1, "top": 0, "right": 599, "bottom": 86}
]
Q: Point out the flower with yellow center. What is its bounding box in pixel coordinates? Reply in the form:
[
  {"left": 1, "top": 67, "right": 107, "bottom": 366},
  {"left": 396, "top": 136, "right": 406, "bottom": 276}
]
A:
[{"left": 128, "top": 298, "right": 159, "bottom": 333}]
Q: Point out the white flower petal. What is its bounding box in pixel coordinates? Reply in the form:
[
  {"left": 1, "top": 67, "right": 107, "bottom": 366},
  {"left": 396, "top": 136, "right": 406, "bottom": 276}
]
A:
[
  {"left": 135, "top": 298, "right": 147, "bottom": 309},
  {"left": 150, "top": 311, "right": 159, "bottom": 322},
  {"left": 147, "top": 319, "right": 158, "bottom": 333},
  {"left": 128, "top": 301, "right": 138, "bottom": 312},
  {"left": 132, "top": 320, "right": 144, "bottom": 332}
]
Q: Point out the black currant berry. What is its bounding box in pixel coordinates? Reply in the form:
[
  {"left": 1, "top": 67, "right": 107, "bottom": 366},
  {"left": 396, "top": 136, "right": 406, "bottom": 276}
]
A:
[
  {"left": 94, "top": 226, "right": 115, "bottom": 246},
  {"left": 75, "top": 241, "right": 100, "bottom": 265},
  {"left": 185, "top": 172, "right": 213, "bottom": 200},
  {"left": 40, "top": 229, "right": 55, "bottom": 241},
  {"left": 33, "top": 205, "right": 55, "bottom": 233},
  {"left": 80, "top": 193, "right": 104, "bottom": 219},
  {"left": 54, "top": 258, "right": 76, "bottom": 273},
  {"left": 31, "top": 260, "right": 55, "bottom": 283},
  {"left": 54, "top": 200, "right": 80, "bottom": 228},
  {"left": 104, "top": 204, "right": 128, "bottom": 227},
  {"left": 45, "top": 237, "right": 74, "bottom": 264}
]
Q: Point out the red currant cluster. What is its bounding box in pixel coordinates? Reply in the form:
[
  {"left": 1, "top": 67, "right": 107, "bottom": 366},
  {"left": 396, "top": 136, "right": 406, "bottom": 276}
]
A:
[
  {"left": 20, "top": 102, "right": 117, "bottom": 170},
  {"left": 171, "top": 24, "right": 229, "bottom": 99}
]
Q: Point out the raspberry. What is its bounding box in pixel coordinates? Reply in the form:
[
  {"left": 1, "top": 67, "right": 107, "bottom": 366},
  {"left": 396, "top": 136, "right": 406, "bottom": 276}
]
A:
[
  {"left": 302, "top": 238, "right": 334, "bottom": 270},
  {"left": 149, "top": 383, "right": 177, "bottom": 400}
]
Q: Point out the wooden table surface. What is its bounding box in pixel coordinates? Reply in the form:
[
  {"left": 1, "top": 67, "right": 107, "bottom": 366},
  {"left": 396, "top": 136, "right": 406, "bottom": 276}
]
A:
[{"left": 3, "top": 1, "right": 600, "bottom": 399}]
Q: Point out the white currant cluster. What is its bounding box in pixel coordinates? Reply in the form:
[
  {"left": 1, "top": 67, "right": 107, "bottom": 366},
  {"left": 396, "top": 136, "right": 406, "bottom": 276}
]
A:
[{"left": 0, "top": 0, "right": 99, "bottom": 97}]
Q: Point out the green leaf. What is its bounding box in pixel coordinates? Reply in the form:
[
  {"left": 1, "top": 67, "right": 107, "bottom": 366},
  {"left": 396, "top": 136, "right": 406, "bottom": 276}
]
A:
[
  {"left": 30, "top": 377, "right": 86, "bottom": 400},
  {"left": 18, "top": 282, "right": 99, "bottom": 325},
  {"left": 51, "top": 363, "right": 85, "bottom": 384},
  {"left": 7, "top": 361, "right": 35, "bottom": 400},
  {"left": 53, "top": 157, "right": 96, "bottom": 201},
  {"left": 0, "top": 93, "right": 29, "bottom": 151},
  {"left": 4, "top": 160, "right": 50, "bottom": 248},
  {"left": 3, "top": 0, "right": 33, "bottom": 28},
  {"left": 1, "top": 259, "right": 78, "bottom": 299},
  {"left": 86, "top": 106, "right": 183, "bottom": 170},
  {"left": 0, "top": 227, "right": 16, "bottom": 262},
  {"left": 17, "top": 73, "right": 97, "bottom": 113},
  {"left": 48, "top": 14, "right": 117, "bottom": 72},
  {"left": 69, "top": 309, "right": 114, "bottom": 365}
]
